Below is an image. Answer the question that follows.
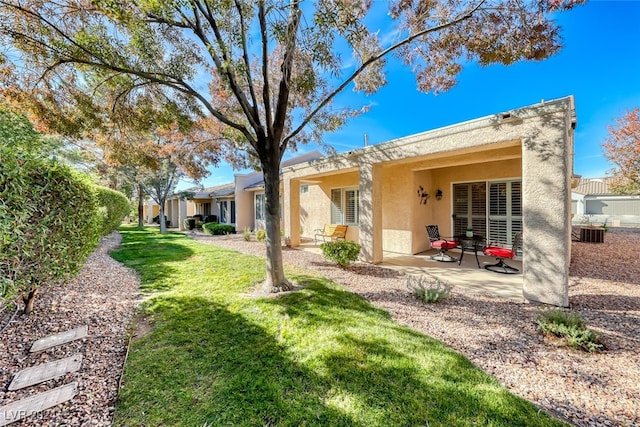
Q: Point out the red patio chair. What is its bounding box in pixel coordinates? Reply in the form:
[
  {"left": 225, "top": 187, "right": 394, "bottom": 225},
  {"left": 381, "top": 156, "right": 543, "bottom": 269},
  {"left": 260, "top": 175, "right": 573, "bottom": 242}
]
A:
[
  {"left": 483, "top": 233, "right": 522, "bottom": 274},
  {"left": 425, "top": 225, "right": 459, "bottom": 262}
]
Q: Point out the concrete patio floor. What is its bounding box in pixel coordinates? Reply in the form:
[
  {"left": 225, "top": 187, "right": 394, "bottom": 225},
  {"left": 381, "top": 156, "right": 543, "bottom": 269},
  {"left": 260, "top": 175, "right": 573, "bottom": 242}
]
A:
[{"left": 297, "top": 241, "right": 524, "bottom": 302}]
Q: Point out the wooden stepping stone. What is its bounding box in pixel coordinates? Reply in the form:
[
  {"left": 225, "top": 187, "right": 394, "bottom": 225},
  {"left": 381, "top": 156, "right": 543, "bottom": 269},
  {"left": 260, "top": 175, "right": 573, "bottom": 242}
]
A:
[
  {"left": 0, "top": 382, "right": 78, "bottom": 426},
  {"left": 8, "top": 354, "right": 83, "bottom": 391},
  {"left": 30, "top": 325, "right": 88, "bottom": 353}
]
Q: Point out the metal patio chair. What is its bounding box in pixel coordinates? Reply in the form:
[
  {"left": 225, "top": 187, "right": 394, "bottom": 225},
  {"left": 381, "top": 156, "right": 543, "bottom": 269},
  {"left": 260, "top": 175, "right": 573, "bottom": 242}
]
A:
[
  {"left": 483, "top": 233, "right": 522, "bottom": 274},
  {"left": 426, "top": 225, "right": 460, "bottom": 262}
]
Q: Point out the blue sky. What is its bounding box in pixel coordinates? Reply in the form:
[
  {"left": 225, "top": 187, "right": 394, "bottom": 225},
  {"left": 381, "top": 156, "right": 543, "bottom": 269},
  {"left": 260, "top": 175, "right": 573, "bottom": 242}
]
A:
[{"left": 193, "top": 0, "right": 640, "bottom": 189}]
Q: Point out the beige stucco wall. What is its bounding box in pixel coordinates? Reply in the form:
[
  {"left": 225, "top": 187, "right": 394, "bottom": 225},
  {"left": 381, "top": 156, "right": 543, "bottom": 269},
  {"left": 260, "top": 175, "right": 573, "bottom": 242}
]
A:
[
  {"left": 298, "top": 171, "right": 360, "bottom": 242},
  {"left": 284, "top": 97, "right": 575, "bottom": 306}
]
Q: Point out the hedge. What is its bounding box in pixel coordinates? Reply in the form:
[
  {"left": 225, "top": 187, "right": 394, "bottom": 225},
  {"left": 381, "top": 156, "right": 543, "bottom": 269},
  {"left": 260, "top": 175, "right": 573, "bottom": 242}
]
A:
[
  {"left": 0, "top": 148, "right": 102, "bottom": 313},
  {"left": 95, "top": 186, "right": 131, "bottom": 236},
  {"left": 202, "top": 223, "right": 235, "bottom": 235}
]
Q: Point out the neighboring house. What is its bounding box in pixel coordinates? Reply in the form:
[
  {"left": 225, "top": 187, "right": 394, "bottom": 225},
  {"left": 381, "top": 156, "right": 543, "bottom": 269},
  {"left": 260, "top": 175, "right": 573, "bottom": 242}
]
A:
[
  {"left": 572, "top": 177, "right": 640, "bottom": 227},
  {"left": 160, "top": 150, "right": 324, "bottom": 231},
  {"left": 143, "top": 200, "right": 160, "bottom": 224},
  {"left": 283, "top": 96, "right": 577, "bottom": 307}
]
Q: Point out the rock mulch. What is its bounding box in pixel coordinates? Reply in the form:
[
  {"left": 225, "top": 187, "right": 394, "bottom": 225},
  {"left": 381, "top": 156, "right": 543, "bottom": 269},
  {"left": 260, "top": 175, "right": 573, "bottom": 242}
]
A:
[
  {"left": 0, "top": 233, "right": 139, "bottom": 427},
  {"left": 1, "top": 229, "right": 638, "bottom": 426}
]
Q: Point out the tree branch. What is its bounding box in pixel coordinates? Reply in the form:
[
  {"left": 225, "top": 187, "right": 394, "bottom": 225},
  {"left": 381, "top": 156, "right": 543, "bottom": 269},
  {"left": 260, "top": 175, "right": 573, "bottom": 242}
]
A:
[{"left": 283, "top": 0, "right": 486, "bottom": 148}]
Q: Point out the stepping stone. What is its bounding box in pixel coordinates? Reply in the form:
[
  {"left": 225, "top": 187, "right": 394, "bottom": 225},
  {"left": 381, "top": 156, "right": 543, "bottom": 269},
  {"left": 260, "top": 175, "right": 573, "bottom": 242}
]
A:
[
  {"left": 8, "top": 354, "right": 83, "bottom": 391},
  {"left": 30, "top": 325, "right": 88, "bottom": 353},
  {"left": 0, "top": 382, "right": 78, "bottom": 426}
]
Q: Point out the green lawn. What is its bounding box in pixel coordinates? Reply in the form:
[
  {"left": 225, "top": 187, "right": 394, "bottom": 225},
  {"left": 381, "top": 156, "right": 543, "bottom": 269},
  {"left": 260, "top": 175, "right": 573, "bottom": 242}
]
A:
[{"left": 111, "top": 226, "right": 565, "bottom": 427}]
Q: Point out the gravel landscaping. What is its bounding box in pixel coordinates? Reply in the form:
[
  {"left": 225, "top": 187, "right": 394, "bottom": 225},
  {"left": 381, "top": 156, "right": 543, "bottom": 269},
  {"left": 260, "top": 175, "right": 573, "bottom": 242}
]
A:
[{"left": 1, "top": 228, "right": 638, "bottom": 426}]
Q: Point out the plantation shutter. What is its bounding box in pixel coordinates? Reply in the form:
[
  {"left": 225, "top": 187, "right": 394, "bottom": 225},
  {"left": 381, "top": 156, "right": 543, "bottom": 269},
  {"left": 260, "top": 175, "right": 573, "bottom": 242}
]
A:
[
  {"left": 331, "top": 189, "right": 342, "bottom": 224},
  {"left": 453, "top": 182, "right": 486, "bottom": 237},
  {"left": 488, "top": 181, "right": 522, "bottom": 245},
  {"left": 345, "top": 189, "right": 359, "bottom": 225}
]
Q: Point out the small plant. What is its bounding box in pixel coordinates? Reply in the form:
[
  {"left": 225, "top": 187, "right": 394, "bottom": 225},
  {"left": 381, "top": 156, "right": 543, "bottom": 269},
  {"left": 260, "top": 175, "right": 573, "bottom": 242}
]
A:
[
  {"left": 255, "top": 229, "right": 267, "bottom": 242},
  {"left": 537, "top": 309, "right": 602, "bottom": 352},
  {"left": 243, "top": 227, "right": 251, "bottom": 241},
  {"left": 406, "top": 275, "right": 452, "bottom": 303},
  {"left": 320, "top": 240, "right": 361, "bottom": 267}
]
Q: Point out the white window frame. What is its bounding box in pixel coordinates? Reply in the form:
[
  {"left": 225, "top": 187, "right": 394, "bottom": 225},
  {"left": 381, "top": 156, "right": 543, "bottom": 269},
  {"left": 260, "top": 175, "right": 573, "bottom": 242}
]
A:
[
  {"left": 487, "top": 180, "right": 522, "bottom": 246},
  {"left": 330, "top": 187, "right": 359, "bottom": 226},
  {"left": 255, "top": 192, "right": 265, "bottom": 222}
]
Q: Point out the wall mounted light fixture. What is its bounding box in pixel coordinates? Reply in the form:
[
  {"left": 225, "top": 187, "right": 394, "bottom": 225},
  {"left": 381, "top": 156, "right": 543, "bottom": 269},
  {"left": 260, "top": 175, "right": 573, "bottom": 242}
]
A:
[{"left": 435, "top": 189, "right": 443, "bottom": 201}]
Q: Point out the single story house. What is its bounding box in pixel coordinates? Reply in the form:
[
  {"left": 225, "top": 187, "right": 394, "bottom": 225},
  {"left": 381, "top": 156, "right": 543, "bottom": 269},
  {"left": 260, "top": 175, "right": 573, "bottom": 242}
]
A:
[
  {"left": 157, "top": 150, "right": 323, "bottom": 231},
  {"left": 282, "top": 96, "right": 577, "bottom": 307},
  {"left": 572, "top": 177, "right": 640, "bottom": 227}
]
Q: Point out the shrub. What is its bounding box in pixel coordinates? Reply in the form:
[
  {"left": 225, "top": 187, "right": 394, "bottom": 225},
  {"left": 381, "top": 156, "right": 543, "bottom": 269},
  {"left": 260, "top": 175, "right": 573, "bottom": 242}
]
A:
[
  {"left": 203, "top": 215, "right": 217, "bottom": 223},
  {"left": 537, "top": 309, "right": 603, "bottom": 352},
  {"left": 320, "top": 240, "right": 361, "bottom": 267},
  {"left": 95, "top": 186, "right": 131, "bottom": 235},
  {"left": 202, "top": 222, "right": 235, "bottom": 235},
  {"left": 255, "top": 229, "right": 267, "bottom": 242},
  {"left": 242, "top": 227, "right": 251, "bottom": 241},
  {"left": 0, "top": 149, "right": 102, "bottom": 314},
  {"left": 406, "top": 275, "right": 452, "bottom": 303}
]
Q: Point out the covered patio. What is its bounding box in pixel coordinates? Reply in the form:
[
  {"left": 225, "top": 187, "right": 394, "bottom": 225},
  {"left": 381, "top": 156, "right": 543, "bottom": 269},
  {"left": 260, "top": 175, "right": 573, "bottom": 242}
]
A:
[
  {"left": 296, "top": 240, "right": 524, "bottom": 301},
  {"left": 284, "top": 97, "right": 576, "bottom": 307}
]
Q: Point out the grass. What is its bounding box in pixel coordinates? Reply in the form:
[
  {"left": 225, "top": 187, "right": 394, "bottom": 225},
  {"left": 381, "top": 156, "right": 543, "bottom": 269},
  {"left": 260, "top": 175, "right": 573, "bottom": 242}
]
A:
[{"left": 111, "top": 225, "right": 566, "bottom": 426}]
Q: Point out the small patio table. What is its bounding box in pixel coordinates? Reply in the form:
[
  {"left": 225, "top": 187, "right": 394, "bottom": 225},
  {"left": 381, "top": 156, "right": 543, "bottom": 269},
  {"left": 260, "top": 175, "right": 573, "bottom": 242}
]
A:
[{"left": 455, "top": 234, "right": 486, "bottom": 268}]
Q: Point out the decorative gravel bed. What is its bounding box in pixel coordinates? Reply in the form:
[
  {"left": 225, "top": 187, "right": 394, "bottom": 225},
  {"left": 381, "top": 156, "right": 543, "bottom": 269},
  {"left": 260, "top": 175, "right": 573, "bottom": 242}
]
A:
[
  {"left": 0, "top": 233, "right": 139, "bottom": 427},
  {"left": 1, "top": 228, "right": 638, "bottom": 426}
]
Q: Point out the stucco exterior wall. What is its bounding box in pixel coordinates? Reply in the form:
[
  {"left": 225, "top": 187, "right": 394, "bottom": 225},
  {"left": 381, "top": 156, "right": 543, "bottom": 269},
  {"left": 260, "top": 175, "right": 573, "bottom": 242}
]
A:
[
  {"left": 283, "top": 97, "right": 575, "bottom": 307},
  {"left": 298, "top": 171, "right": 360, "bottom": 241},
  {"left": 235, "top": 174, "right": 258, "bottom": 231}
]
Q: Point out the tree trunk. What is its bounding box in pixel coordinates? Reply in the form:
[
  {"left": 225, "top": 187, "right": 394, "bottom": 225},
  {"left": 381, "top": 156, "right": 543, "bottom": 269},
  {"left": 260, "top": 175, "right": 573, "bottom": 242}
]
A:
[
  {"left": 261, "top": 154, "right": 292, "bottom": 293},
  {"left": 137, "top": 184, "right": 144, "bottom": 227},
  {"left": 22, "top": 288, "right": 38, "bottom": 315},
  {"left": 159, "top": 203, "right": 167, "bottom": 234}
]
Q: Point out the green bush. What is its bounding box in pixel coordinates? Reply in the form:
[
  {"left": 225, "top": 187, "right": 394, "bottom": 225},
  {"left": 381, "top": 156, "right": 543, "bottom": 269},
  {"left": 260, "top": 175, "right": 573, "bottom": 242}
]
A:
[
  {"left": 95, "top": 186, "right": 131, "bottom": 235},
  {"left": 320, "top": 240, "right": 361, "bottom": 267},
  {"left": 0, "top": 148, "right": 102, "bottom": 314},
  {"left": 255, "top": 229, "right": 266, "bottom": 242},
  {"left": 406, "top": 275, "right": 452, "bottom": 303},
  {"left": 537, "top": 309, "right": 603, "bottom": 352},
  {"left": 202, "top": 222, "right": 235, "bottom": 235}
]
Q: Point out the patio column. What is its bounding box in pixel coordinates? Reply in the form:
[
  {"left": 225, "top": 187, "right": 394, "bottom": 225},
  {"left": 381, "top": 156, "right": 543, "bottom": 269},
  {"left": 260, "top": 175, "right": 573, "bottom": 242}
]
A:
[
  {"left": 521, "top": 112, "right": 572, "bottom": 307},
  {"left": 147, "top": 200, "right": 153, "bottom": 224},
  {"left": 284, "top": 178, "right": 300, "bottom": 247},
  {"left": 359, "top": 163, "right": 383, "bottom": 263},
  {"left": 178, "top": 199, "right": 187, "bottom": 231}
]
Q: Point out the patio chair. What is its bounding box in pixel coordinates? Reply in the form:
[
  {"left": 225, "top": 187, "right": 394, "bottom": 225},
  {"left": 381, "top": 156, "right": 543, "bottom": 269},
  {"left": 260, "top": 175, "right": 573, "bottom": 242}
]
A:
[
  {"left": 483, "top": 233, "right": 522, "bottom": 274},
  {"left": 425, "top": 225, "right": 460, "bottom": 262}
]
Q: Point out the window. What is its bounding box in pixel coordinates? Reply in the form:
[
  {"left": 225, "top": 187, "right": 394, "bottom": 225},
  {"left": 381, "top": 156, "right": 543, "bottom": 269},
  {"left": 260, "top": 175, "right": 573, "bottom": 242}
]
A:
[
  {"left": 331, "top": 188, "right": 359, "bottom": 225},
  {"left": 454, "top": 180, "right": 521, "bottom": 246},
  {"left": 300, "top": 184, "right": 309, "bottom": 194},
  {"left": 218, "top": 201, "right": 227, "bottom": 223},
  {"left": 230, "top": 200, "right": 236, "bottom": 223},
  {"left": 255, "top": 193, "right": 265, "bottom": 221},
  {"left": 488, "top": 180, "right": 522, "bottom": 246}
]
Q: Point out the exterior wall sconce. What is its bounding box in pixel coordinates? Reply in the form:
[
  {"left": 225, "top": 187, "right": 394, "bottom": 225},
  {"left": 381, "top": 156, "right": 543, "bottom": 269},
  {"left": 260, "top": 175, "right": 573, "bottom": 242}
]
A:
[{"left": 435, "top": 189, "right": 443, "bottom": 201}]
